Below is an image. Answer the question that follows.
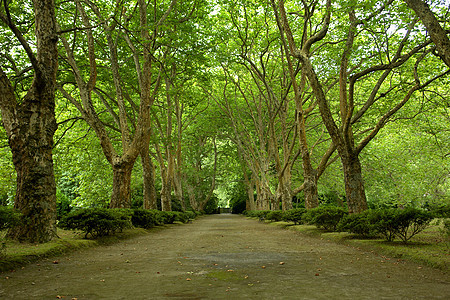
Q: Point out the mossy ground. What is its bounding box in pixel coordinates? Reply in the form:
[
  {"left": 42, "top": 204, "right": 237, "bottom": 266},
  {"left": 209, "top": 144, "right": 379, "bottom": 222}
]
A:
[
  {"left": 265, "top": 218, "right": 449, "bottom": 271},
  {"left": 0, "top": 227, "right": 152, "bottom": 272}
]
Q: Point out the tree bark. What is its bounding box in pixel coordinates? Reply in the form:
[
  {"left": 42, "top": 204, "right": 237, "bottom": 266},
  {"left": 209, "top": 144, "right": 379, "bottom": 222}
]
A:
[
  {"left": 341, "top": 153, "right": 368, "bottom": 213},
  {"left": 277, "top": 174, "right": 293, "bottom": 211},
  {"left": 141, "top": 148, "right": 157, "bottom": 209},
  {"left": 0, "top": 0, "right": 58, "bottom": 242},
  {"left": 405, "top": 0, "right": 450, "bottom": 67},
  {"left": 109, "top": 163, "right": 133, "bottom": 208},
  {"left": 243, "top": 171, "right": 256, "bottom": 211}
]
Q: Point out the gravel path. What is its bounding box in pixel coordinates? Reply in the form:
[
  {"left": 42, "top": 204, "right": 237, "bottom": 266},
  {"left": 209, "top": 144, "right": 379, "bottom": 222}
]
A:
[{"left": 1, "top": 214, "right": 448, "bottom": 299}]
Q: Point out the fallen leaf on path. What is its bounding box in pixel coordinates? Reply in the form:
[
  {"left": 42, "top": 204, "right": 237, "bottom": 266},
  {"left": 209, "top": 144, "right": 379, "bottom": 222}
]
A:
[{"left": 186, "top": 278, "right": 192, "bottom": 281}]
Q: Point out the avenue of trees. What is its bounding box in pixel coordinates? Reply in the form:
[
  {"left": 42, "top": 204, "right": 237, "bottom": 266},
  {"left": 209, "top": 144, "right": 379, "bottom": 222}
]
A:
[{"left": 0, "top": 0, "right": 449, "bottom": 242}]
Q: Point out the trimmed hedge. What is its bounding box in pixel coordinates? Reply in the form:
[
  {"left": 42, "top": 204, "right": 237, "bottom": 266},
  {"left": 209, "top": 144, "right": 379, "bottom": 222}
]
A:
[
  {"left": 283, "top": 208, "right": 307, "bottom": 225},
  {"left": 266, "top": 211, "right": 284, "bottom": 222},
  {"left": 58, "top": 208, "right": 133, "bottom": 238},
  {"left": 338, "top": 208, "right": 434, "bottom": 243},
  {"left": 59, "top": 208, "right": 201, "bottom": 238},
  {"left": 303, "top": 206, "right": 348, "bottom": 231},
  {"left": 244, "top": 206, "right": 434, "bottom": 243},
  {"left": 131, "top": 209, "right": 164, "bottom": 228},
  {"left": 338, "top": 210, "right": 373, "bottom": 236}
]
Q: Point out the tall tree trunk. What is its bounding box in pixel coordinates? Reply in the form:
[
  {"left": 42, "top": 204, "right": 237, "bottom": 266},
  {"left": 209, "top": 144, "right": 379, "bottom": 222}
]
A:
[
  {"left": 303, "top": 165, "right": 319, "bottom": 210},
  {"left": 141, "top": 148, "right": 157, "bottom": 209},
  {"left": 0, "top": 0, "right": 58, "bottom": 243},
  {"left": 160, "top": 166, "right": 173, "bottom": 211},
  {"left": 243, "top": 171, "right": 256, "bottom": 211},
  {"left": 404, "top": 0, "right": 450, "bottom": 67},
  {"left": 341, "top": 153, "right": 368, "bottom": 214},
  {"left": 186, "top": 182, "right": 198, "bottom": 211},
  {"left": 110, "top": 163, "right": 133, "bottom": 208},
  {"left": 277, "top": 174, "right": 293, "bottom": 211}
]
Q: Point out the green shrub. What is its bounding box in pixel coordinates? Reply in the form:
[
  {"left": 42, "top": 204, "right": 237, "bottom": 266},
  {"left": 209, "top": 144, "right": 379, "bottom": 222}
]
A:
[
  {"left": 304, "top": 206, "right": 348, "bottom": 231},
  {"left": 0, "top": 206, "right": 22, "bottom": 231},
  {"left": 366, "top": 209, "right": 398, "bottom": 241},
  {"left": 58, "top": 208, "right": 132, "bottom": 238},
  {"left": 283, "top": 208, "right": 307, "bottom": 225},
  {"left": 204, "top": 196, "right": 219, "bottom": 214},
  {"left": 172, "top": 211, "right": 188, "bottom": 223},
  {"left": 56, "top": 189, "right": 72, "bottom": 219},
  {"left": 338, "top": 210, "right": 374, "bottom": 236},
  {"left": 159, "top": 211, "right": 178, "bottom": 224},
  {"left": 184, "top": 211, "right": 197, "bottom": 220},
  {"left": 266, "top": 210, "right": 284, "bottom": 222},
  {"left": 131, "top": 209, "right": 163, "bottom": 228},
  {"left": 358, "top": 208, "right": 434, "bottom": 243},
  {"left": 429, "top": 204, "right": 450, "bottom": 218},
  {"left": 391, "top": 208, "right": 433, "bottom": 243}
]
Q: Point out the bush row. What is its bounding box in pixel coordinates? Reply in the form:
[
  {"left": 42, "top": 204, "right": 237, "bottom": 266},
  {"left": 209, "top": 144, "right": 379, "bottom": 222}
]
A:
[
  {"left": 244, "top": 206, "right": 436, "bottom": 243},
  {"left": 58, "top": 208, "right": 201, "bottom": 238}
]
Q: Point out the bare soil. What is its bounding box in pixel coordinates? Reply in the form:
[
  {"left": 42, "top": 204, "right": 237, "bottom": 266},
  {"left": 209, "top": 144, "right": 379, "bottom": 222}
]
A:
[{"left": 1, "top": 214, "right": 448, "bottom": 299}]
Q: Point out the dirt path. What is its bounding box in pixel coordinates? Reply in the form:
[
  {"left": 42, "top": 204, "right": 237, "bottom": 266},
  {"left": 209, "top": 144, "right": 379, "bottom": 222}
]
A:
[{"left": 1, "top": 214, "right": 448, "bottom": 299}]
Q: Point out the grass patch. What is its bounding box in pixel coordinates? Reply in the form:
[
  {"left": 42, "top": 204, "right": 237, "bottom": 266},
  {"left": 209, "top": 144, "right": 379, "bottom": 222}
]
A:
[
  {"left": 0, "top": 227, "right": 150, "bottom": 272},
  {"left": 206, "top": 270, "right": 246, "bottom": 281},
  {"left": 264, "top": 218, "right": 449, "bottom": 271}
]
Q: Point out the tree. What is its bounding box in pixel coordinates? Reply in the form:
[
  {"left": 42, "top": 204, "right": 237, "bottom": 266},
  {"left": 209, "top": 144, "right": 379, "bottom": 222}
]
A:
[
  {"left": 273, "top": 0, "right": 449, "bottom": 213},
  {"left": 57, "top": 0, "right": 171, "bottom": 208},
  {"left": 0, "top": 0, "right": 58, "bottom": 242},
  {"left": 405, "top": 0, "right": 450, "bottom": 67}
]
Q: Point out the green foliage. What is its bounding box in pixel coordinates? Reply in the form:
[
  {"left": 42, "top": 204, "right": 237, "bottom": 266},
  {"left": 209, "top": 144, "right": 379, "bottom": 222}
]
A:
[
  {"left": 303, "top": 206, "right": 348, "bottom": 231},
  {"left": 318, "top": 191, "right": 343, "bottom": 206},
  {"left": 283, "top": 208, "right": 307, "bottom": 225},
  {"left": 266, "top": 210, "right": 284, "bottom": 222},
  {"left": 389, "top": 208, "right": 434, "bottom": 243},
  {"left": 339, "top": 208, "right": 434, "bottom": 243},
  {"left": 428, "top": 203, "right": 450, "bottom": 218},
  {"left": 243, "top": 210, "right": 272, "bottom": 220},
  {"left": 0, "top": 206, "right": 22, "bottom": 231},
  {"left": 131, "top": 209, "right": 163, "bottom": 229},
  {"left": 338, "top": 210, "right": 374, "bottom": 236},
  {"left": 56, "top": 189, "right": 72, "bottom": 219},
  {"left": 184, "top": 210, "right": 198, "bottom": 220},
  {"left": 204, "top": 196, "right": 219, "bottom": 214},
  {"left": 367, "top": 209, "right": 403, "bottom": 242},
  {"left": 227, "top": 179, "right": 248, "bottom": 214},
  {"left": 58, "top": 208, "right": 132, "bottom": 238},
  {"left": 159, "top": 211, "right": 178, "bottom": 224}
]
